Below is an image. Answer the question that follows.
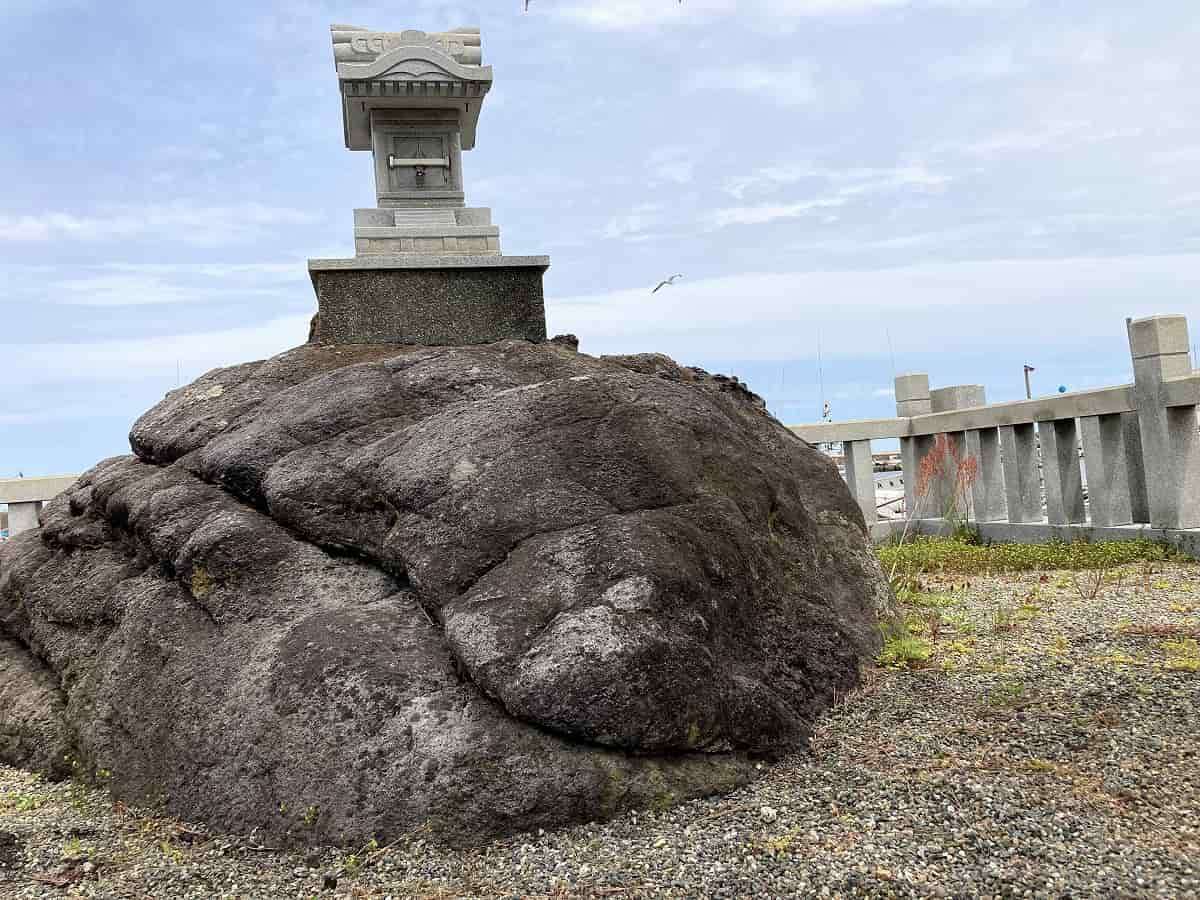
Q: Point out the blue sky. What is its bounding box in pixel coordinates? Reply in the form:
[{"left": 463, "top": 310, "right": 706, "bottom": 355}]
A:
[{"left": 2, "top": 0, "right": 1200, "bottom": 476}]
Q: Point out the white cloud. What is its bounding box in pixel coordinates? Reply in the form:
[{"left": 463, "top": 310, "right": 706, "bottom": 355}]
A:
[
  {"left": 553, "top": 0, "right": 1016, "bottom": 29},
  {"left": 704, "top": 197, "right": 847, "bottom": 229},
  {"left": 473, "top": 172, "right": 589, "bottom": 203},
  {"left": 552, "top": 0, "right": 735, "bottom": 29},
  {"left": 647, "top": 147, "right": 697, "bottom": 186},
  {"left": 155, "top": 144, "right": 225, "bottom": 163},
  {"left": 934, "top": 120, "right": 1144, "bottom": 158},
  {"left": 2, "top": 262, "right": 306, "bottom": 307},
  {"left": 1154, "top": 146, "right": 1200, "bottom": 166},
  {"left": 0, "top": 402, "right": 130, "bottom": 427},
  {"left": 0, "top": 314, "right": 311, "bottom": 387},
  {"left": 725, "top": 164, "right": 953, "bottom": 200},
  {"left": 602, "top": 203, "right": 665, "bottom": 240},
  {"left": 0, "top": 204, "right": 320, "bottom": 246},
  {"left": 547, "top": 254, "right": 1200, "bottom": 362},
  {"left": 930, "top": 31, "right": 1110, "bottom": 81},
  {"left": 686, "top": 61, "right": 823, "bottom": 107},
  {"left": 929, "top": 45, "right": 1023, "bottom": 81}
]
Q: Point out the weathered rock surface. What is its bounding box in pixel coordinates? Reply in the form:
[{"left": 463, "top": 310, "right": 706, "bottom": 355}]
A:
[{"left": 0, "top": 339, "right": 892, "bottom": 846}]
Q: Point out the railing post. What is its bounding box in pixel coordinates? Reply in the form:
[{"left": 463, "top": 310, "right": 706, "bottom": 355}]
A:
[
  {"left": 843, "top": 440, "right": 876, "bottom": 524},
  {"left": 1129, "top": 315, "right": 1200, "bottom": 529},
  {"left": 1079, "top": 414, "right": 1133, "bottom": 526},
  {"left": 1039, "top": 417, "right": 1086, "bottom": 524},
  {"left": 895, "top": 373, "right": 931, "bottom": 519},
  {"left": 6, "top": 501, "right": 42, "bottom": 536},
  {"left": 999, "top": 423, "right": 1041, "bottom": 523}
]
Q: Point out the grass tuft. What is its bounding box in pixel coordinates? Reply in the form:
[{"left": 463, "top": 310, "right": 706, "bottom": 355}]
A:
[
  {"left": 878, "top": 633, "right": 933, "bottom": 669},
  {"left": 878, "top": 537, "right": 1183, "bottom": 576}
]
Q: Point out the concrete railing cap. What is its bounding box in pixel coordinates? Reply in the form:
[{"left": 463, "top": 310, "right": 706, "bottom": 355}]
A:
[
  {"left": 893, "top": 372, "right": 930, "bottom": 402},
  {"left": 1129, "top": 314, "right": 1190, "bottom": 359},
  {"left": 0, "top": 475, "right": 78, "bottom": 504}
]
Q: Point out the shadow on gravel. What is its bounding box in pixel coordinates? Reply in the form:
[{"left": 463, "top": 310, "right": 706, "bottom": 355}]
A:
[{"left": 0, "top": 830, "right": 23, "bottom": 870}]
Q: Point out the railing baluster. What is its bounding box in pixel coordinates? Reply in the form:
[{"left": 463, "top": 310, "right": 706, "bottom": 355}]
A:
[
  {"left": 1079, "top": 414, "right": 1133, "bottom": 527},
  {"left": 1040, "top": 418, "right": 1086, "bottom": 525},
  {"left": 1121, "top": 412, "right": 1150, "bottom": 524},
  {"left": 999, "top": 424, "right": 1041, "bottom": 523},
  {"left": 966, "top": 427, "right": 1007, "bottom": 522}
]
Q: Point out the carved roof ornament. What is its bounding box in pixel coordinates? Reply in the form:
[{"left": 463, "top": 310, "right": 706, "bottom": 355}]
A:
[
  {"left": 331, "top": 25, "right": 494, "bottom": 151},
  {"left": 332, "top": 25, "right": 485, "bottom": 66}
]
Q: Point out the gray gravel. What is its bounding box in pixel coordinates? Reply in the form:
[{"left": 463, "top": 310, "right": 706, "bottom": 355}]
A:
[{"left": 2, "top": 560, "right": 1198, "bottom": 898}]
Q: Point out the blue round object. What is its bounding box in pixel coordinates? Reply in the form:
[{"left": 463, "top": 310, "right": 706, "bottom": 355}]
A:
[{"left": 1058, "top": 385, "right": 1067, "bottom": 393}]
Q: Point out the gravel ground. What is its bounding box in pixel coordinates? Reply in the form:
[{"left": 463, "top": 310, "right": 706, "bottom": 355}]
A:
[{"left": 2, "top": 559, "right": 1198, "bottom": 899}]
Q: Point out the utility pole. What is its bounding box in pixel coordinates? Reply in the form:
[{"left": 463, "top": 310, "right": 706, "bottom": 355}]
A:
[{"left": 1023, "top": 364, "right": 1035, "bottom": 400}]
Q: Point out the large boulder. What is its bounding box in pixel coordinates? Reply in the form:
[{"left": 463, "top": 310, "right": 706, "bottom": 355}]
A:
[{"left": 0, "top": 339, "right": 892, "bottom": 845}]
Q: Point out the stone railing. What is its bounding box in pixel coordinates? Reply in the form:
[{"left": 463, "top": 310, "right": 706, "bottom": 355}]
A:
[
  {"left": 789, "top": 314, "right": 1200, "bottom": 554},
  {"left": 0, "top": 475, "right": 79, "bottom": 539}
]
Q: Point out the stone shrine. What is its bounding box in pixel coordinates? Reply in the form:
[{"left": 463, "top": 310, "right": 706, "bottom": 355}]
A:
[{"left": 308, "top": 25, "right": 549, "bottom": 345}]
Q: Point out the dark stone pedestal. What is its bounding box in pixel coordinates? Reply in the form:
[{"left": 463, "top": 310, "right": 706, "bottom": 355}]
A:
[{"left": 308, "top": 255, "right": 550, "bottom": 345}]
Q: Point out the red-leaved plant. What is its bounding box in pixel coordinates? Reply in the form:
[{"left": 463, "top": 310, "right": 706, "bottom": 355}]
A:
[{"left": 889, "top": 433, "right": 980, "bottom": 588}]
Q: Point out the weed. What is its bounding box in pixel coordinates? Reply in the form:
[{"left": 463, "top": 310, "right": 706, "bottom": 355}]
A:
[
  {"left": 1096, "top": 650, "right": 1140, "bottom": 668},
  {"left": 1047, "top": 634, "right": 1071, "bottom": 658},
  {"left": 302, "top": 805, "right": 319, "bottom": 828},
  {"left": 878, "top": 624, "right": 933, "bottom": 669},
  {"left": 1017, "top": 602, "right": 1042, "bottom": 620},
  {"left": 0, "top": 792, "right": 45, "bottom": 812},
  {"left": 986, "top": 680, "right": 1027, "bottom": 708},
  {"left": 904, "top": 592, "right": 960, "bottom": 609},
  {"left": 1072, "top": 565, "right": 1119, "bottom": 601},
  {"left": 992, "top": 604, "right": 1018, "bottom": 633},
  {"left": 944, "top": 608, "right": 978, "bottom": 636},
  {"left": 754, "top": 827, "right": 801, "bottom": 856},
  {"left": 158, "top": 839, "right": 185, "bottom": 864},
  {"left": 1162, "top": 639, "right": 1200, "bottom": 672},
  {"left": 1119, "top": 623, "right": 1200, "bottom": 639},
  {"left": 190, "top": 565, "right": 213, "bottom": 599},
  {"left": 766, "top": 507, "right": 782, "bottom": 545},
  {"left": 922, "top": 609, "right": 945, "bottom": 642},
  {"left": 66, "top": 758, "right": 91, "bottom": 813},
  {"left": 341, "top": 837, "right": 381, "bottom": 879}
]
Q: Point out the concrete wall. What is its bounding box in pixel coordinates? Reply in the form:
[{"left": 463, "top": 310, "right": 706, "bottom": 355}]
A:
[{"left": 0, "top": 475, "right": 78, "bottom": 537}]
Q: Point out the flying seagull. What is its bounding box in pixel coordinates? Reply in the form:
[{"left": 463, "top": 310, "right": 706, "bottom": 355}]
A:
[{"left": 652, "top": 274, "right": 683, "bottom": 294}]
